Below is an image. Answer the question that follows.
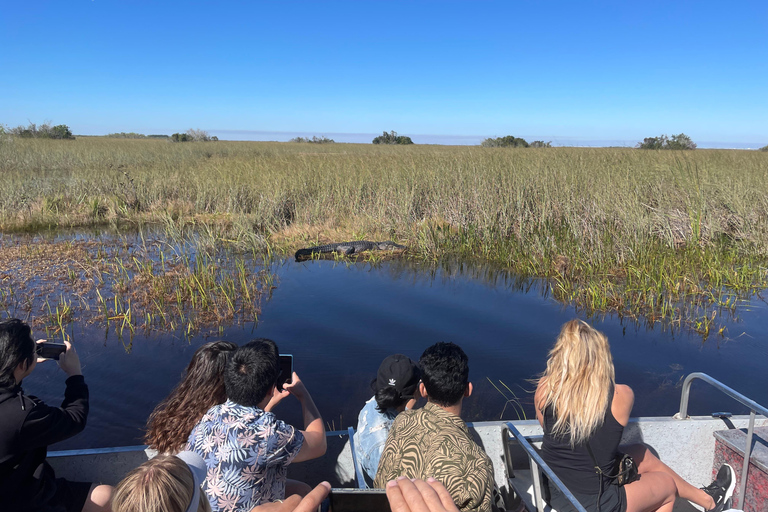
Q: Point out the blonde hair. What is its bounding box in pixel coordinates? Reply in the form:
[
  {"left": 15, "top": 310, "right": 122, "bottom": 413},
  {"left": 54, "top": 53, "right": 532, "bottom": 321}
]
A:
[
  {"left": 537, "top": 319, "right": 615, "bottom": 447},
  {"left": 111, "top": 455, "right": 211, "bottom": 512}
]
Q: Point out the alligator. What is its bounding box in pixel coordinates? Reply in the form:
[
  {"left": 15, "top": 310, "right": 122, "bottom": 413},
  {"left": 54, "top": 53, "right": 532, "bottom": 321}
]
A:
[{"left": 295, "top": 241, "right": 406, "bottom": 261}]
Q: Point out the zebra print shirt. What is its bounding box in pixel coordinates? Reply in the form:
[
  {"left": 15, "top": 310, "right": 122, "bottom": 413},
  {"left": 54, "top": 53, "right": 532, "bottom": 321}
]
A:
[{"left": 373, "top": 402, "right": 494, "bottom": 512}]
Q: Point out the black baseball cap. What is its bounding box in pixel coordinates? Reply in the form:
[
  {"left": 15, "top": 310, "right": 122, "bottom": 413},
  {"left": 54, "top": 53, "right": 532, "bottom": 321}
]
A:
[{"left": 371, "top": 354, "right": 421, "bottom": 399}]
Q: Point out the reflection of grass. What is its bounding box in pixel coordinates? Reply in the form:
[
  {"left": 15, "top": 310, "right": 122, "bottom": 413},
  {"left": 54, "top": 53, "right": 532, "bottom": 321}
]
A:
[
  {"left": 1, "top": 139, "right": 767, "bottom": 334},
  {"left": 487, "top": 378, "right": 527, "bottom": 420}
]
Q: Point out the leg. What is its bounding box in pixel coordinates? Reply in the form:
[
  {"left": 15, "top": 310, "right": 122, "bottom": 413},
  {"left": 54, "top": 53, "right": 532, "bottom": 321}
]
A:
[
  {"left": 624, "top": 444, "right": 715, "bottom": 510},
  {"left": 624, "top": 472, "right": 676, "bottom": 512},
  {"left": 82, "top": 484, "right": 113, "bottom": 512},
  {"left": 285, "top": 479, "right": 312, "bottom": 498}
]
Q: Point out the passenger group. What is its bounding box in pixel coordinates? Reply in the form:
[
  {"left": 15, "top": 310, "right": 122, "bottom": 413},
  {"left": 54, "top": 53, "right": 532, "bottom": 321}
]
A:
[{"left": 0, "top": 318, "right": 736, "bottom": 512}]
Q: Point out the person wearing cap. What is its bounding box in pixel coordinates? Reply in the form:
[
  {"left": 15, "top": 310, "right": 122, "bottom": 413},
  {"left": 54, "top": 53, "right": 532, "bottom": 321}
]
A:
[
  {"left": 353, "top": 354, "right": 420, "bottom": 485},
  {"left": 374, "top": 342, "right": 495, "bottom": 512},
  {"left": 111, "top": 450, "right": 210, "bottom": 512},
  {"left": 0, "top": 319, "right": 113, "bottom": 512}
]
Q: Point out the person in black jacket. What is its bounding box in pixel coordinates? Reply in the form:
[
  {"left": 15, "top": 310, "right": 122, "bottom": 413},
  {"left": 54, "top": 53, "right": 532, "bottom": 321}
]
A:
[{"left": 0, "top": 319, "right": 113, "bottom": 512}]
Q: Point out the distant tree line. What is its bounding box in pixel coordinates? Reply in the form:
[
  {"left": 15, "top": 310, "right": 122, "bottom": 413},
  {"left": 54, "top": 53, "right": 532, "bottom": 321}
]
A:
[
  {"left": 106, "top": 132, "right": 169, "bottom": 139},
  {"left": 6, "top": 122, "right": 74, "bottom": 140},
  {"left": 760, "top": 144, "right": 768, "bottom": 152},
  {"left": 481, "top": 136, "right": 551, "bottom": 148},
  {"left": 372, "top": 131, "right": 413, "bottom": 145},
  {"left": 289, "top": 135, "right": 335, "bottom": 144},
  {"left": 170, "top": 129, "right": 218, "bottom": 142},
  {"left": 636, "top": 133, "right": 696, "bottom": 150}
]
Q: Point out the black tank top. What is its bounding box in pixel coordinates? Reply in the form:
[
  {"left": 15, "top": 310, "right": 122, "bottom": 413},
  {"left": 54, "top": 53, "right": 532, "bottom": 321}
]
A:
[{"left": 540, "top": 385, "right": 624, "bottom": 495}]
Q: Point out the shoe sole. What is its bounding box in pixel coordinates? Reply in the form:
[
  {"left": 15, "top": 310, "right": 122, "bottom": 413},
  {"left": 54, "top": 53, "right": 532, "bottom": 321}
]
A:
[{"left": 722, "top": 463, "right": 736, "bottom": 503}]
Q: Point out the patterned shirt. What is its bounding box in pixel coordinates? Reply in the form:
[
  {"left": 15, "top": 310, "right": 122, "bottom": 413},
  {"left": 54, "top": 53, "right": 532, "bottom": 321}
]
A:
[
  {"left": 186, "top": 400, "right": 304, "bottom": 512},
  {"left": 373, "top": 402, "right": 494, "bottom": 512}
]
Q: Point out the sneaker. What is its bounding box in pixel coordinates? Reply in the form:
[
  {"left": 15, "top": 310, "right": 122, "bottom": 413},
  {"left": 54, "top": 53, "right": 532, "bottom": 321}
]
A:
[{"left": 702, "top": 463, "right": 735, "bottom": 511}]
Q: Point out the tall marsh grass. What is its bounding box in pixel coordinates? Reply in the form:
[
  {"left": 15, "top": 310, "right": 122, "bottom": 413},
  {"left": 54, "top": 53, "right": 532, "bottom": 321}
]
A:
[{"left": 1, "top": 138, "right": 766, "bottom": 333}]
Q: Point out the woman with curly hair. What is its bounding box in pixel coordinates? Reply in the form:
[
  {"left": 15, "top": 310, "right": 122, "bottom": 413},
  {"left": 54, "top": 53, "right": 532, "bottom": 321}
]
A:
[
  {"left": 535, "top": 319, "right": 734, "bottom": 512},
  {"left": 145, "top": 341, "right": 237, "bottom": 454}
]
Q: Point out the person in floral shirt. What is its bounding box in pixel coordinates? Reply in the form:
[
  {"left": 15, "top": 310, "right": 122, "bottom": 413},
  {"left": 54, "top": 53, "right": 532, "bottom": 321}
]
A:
[{"left": 186, "top": 339, "right": 327, "bottom": 512}]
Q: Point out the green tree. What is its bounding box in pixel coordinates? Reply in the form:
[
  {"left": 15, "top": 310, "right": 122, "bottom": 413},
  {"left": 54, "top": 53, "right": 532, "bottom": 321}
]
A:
[
  {"left": 372, "top": 131, "right": 413, "bottom": 145},
  {"left": 637, "top": 133, "right": 696, "bottom": 150},
  {"left": 758, "top": 145, "right": 767, "bottom": 152},
  {"left": 481, "top": 135, "right": 529, "bottom": 148},
  {"left": 530, "top": 140, "right": 552, "bottom": 148}
]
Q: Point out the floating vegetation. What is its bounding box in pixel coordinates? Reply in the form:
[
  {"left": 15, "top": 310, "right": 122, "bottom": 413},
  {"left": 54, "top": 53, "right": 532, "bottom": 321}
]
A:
[{"left": 0, "top": 230, "right": 273, "bottom": 340}]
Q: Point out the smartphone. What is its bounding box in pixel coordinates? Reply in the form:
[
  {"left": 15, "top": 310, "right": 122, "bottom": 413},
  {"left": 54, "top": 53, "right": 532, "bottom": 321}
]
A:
[
  {"left": 328, "top": 489, "right": 390, "bottom": 512},
  {"left": 277, "top": 354, "right": 293, "bottom": 391},
  {"left": 37, "top": 342, "right": 67, "bottom": 360}
]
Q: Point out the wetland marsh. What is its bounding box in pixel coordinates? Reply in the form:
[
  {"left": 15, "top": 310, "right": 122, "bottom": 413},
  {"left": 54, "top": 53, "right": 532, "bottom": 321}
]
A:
[{"left": 1, "top": 138, "right": 767, "bottom": 447}]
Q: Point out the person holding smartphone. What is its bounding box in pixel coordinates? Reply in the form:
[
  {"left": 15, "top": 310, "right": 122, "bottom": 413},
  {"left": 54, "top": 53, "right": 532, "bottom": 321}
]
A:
[
  {"left": 186, "top": 338, "right": 327, "bottom": 512},
  {"left": 0, "top": 318, "right": 112, "bottom": 512}
]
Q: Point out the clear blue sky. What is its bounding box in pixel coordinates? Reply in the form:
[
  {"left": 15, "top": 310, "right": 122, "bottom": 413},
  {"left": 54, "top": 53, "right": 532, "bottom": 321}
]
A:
[{"left": 1, "top": 1, "right": 766, "bottom": 147}]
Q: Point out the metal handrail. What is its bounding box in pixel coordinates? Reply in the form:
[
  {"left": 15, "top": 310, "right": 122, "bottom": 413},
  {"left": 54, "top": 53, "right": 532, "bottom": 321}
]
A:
[
  {"left": 674, "top": 372, "right": 768, "bottom": 508},
  {"left": 506, "top": 422, "right": 588, "bottom": 512},
  {"left": 347, "top": 426, "right": 368, "bottom": 489}
]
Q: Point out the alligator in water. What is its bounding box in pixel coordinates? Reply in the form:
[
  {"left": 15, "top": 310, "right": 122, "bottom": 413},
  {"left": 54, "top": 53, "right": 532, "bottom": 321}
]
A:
[{"left": 295, "top": 241, "right": 406, "bottom": 261}]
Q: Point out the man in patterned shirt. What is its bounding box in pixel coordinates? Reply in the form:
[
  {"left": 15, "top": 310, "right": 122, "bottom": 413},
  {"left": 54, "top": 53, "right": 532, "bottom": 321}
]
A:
[
  {"left": 186, "top": 339, "right": 327, "bottom": 512},
  {"left": 374, "top": 342, "right": 495, "bottom": 512}
]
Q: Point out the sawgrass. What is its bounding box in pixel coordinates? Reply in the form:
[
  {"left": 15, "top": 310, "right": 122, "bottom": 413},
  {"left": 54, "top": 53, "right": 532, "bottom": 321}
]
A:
[{"left": 1, "top": 138, "right": 767, "bottom": 334}]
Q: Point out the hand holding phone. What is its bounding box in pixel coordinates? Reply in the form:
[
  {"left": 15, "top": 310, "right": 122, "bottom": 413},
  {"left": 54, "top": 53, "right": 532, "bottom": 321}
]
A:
[{"left": 385, "top": 478, "right": 459, "bottom": 512}]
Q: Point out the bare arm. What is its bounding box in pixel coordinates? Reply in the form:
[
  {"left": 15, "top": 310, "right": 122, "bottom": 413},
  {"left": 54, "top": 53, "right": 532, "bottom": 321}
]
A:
[
  {"left": 534, "top": 379, "right": 546, "bottom": 427},
  {"left": 284, "top": 372, "right": 326, "bottom": 463},
  {"left": 611, "top": 384, "right": 634, "bottom": 426}
]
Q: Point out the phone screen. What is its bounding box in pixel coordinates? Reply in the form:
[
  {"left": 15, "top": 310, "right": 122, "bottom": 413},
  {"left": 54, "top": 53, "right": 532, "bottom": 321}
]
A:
[
  {"left": 37, "top": 342, "right": 67, "bottom": 360},
  {"left": 277, "top": 354, "right": 293, "bottom": 391},
  {"left": 329, "top": 489, "right": 390, "bottom": 512}
]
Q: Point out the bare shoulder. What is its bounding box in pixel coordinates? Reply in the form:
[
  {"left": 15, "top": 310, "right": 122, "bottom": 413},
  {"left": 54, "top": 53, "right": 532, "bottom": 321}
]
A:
[{"left": 611, "top": 384, "right": 634, "bottom": 425}]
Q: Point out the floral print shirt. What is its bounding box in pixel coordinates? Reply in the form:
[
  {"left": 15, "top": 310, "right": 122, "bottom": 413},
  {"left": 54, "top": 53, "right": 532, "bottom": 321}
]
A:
[{"left": 186, "top": 400, "right": 304, "bottom": 512}]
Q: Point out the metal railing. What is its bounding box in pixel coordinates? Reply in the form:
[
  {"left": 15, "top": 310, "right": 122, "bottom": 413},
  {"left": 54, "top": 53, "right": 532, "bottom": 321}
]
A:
[
  {"left": 506, "top": 422, "right": 587, "bottom": 512},
  {"left": 674, "top": 372, "right": 768, "bottom": 508}
]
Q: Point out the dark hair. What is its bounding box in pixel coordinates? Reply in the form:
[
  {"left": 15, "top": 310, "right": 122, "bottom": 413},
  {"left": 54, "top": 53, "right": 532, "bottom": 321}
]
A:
[
  {"left": 144, "top": 341, "right": 237, "bottom": 453},
  {"left": 0, "top": 319, "right": 35, "bottom": 388},
  {"left": 419, "top": 342, "right": 469, "bottom": 407},
  {"left": 224, "top": 338, "right": 279, "bottom": 407},
  {"left": 375, "top": 386, "right": 410, "bottom": 413}
]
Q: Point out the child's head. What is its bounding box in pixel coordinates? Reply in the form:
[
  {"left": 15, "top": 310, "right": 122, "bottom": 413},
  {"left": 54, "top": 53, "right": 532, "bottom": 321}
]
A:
[
  {"left": 111, "top": 452, "right": 210, "bottom": 512},
  {"left": 225, "top": 338, "right": 280, "bottom": 407}
]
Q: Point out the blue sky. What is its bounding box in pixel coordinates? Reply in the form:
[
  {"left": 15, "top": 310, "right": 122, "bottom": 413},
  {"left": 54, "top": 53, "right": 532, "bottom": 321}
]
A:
[{"left": 1, "top": 1, "right": 766, "bottom": 147}]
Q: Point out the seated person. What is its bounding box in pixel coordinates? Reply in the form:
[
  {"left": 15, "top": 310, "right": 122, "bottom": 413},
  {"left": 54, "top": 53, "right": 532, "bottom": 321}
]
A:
[
  {"left": 0, "top": 319, "right": 112, "bottom": 512},
  {"left": 186, "top": 338, "right": 327, "bottom": 512},
  {"left": 535, "top": 319, "right": 735, "bottom": 512},
  {"left": 111, "top": 451, "right": 210, "bottom": 512},
  {"left": 354, "top": 354, "right": 420, "bottom": 485},
  {"left": 144, "top": 341, "right": 237, "bottom": 454},
  {"left": 374, "top": 342, "right": 495, "bottom": 512}
]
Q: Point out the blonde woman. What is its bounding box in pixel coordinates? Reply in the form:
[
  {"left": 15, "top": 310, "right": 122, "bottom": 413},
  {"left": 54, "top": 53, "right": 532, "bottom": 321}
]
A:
[
  {"left": 534, "top": 319, "right": 734, "bottom": 512},
  {"left": 111, "top": 452, "right": 210, "bottom": 512}
]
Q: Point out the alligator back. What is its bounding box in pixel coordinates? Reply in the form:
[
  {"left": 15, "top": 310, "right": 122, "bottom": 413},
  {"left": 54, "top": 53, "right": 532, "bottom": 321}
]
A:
[{"left": 295, "top": 240, "right": 405, "bottom": 261}]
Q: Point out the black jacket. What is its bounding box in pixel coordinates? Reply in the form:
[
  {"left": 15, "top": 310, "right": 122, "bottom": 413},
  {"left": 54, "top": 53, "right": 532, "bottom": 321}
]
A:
[{"left": 0, "top": 375, "right": 89, "bottom": 511}]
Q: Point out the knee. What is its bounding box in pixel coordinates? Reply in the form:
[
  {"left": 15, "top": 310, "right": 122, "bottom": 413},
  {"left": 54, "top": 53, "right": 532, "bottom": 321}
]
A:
[
  {"left": 657, "top": 473, "right": 678, "bottom": 503},
  {"left": 87, "top": 484, "right": 113, "bottom": 511}
]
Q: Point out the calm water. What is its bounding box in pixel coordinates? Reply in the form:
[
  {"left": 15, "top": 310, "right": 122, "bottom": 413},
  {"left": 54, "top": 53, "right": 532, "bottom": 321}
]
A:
[{"left": 22, "top": 257, "right": 768, "bottom": 450}]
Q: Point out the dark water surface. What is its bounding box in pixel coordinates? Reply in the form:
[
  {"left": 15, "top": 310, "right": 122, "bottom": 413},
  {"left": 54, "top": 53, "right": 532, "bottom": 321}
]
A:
[{"left": 23, "top": 257, "right": 768, "bottom": 450}]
